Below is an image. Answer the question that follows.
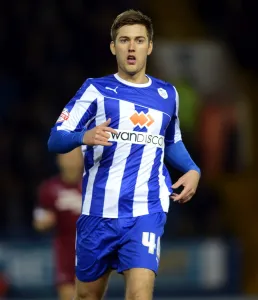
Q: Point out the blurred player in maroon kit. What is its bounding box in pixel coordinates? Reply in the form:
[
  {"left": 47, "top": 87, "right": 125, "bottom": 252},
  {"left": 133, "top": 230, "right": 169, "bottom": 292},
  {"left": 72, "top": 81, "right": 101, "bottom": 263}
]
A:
[{"left": 33, "top": 147, "right": 83, "bottom": 300}]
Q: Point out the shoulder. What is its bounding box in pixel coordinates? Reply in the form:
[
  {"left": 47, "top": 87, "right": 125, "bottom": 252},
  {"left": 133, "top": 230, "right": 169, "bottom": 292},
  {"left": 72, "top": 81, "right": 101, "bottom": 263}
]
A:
[
  {"left": 76, "top": 75, "right": 116, "bottom": 97},
  {"left": 149, "top": 75, "right": 178, "bottom": 100},
  {"left": 82, "top": 75, "right": 116, "bottom": 88}
]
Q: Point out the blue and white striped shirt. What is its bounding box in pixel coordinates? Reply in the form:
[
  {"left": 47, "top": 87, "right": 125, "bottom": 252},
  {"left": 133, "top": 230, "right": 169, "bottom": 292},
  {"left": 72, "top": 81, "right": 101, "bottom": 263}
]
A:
[{"left": 49, "top": 73, "right": 199, "bottom": 218}]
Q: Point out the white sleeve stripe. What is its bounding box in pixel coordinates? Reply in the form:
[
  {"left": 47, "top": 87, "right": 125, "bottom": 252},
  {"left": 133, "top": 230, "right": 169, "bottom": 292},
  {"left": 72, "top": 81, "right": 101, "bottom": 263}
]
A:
[
  {"left": 175, "top": 88, "right": 179, "bottom": 116},
  {"left": 174, "top": 87, "right": 182, "bottom": 143},
  {"left": 57, "top": 84, "right": 101, "bottom": 131}
]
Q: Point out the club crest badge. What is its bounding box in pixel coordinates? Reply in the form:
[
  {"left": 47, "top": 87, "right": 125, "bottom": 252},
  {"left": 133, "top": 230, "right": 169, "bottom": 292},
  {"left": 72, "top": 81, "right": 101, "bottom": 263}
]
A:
[{"left": 157, "top": 88, "right": 168, "bottom": 99}]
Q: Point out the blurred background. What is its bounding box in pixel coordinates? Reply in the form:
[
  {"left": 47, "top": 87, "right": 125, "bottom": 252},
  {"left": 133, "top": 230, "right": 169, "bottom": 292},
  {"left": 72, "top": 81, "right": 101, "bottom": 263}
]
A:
[{"left": 1, "top": 0, "right": 258, "bottom": 299}]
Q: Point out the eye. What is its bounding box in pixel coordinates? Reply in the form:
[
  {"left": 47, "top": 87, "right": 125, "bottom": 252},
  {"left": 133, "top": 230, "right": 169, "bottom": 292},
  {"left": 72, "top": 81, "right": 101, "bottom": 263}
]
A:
[
  {"left": 137, "top": 39, "right": 145, "bottom": 44},
  {"left": 120, "top": 38, "right": 127, "bottom": 43}
]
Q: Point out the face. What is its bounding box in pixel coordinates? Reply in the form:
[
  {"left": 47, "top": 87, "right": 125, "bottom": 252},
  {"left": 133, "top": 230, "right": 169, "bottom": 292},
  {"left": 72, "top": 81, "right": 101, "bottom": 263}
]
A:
[
  {"left": 110, "top": 24, "right": 153, "bottom": 77},
  {"left": 57, "top": 147, "right": 83, "bottom": 180}
]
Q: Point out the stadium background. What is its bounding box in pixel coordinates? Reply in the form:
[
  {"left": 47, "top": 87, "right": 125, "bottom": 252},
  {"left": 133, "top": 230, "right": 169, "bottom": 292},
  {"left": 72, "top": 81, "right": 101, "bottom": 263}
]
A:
[{"left": 1, "top": 0, "right": 258, "bottom": 299}]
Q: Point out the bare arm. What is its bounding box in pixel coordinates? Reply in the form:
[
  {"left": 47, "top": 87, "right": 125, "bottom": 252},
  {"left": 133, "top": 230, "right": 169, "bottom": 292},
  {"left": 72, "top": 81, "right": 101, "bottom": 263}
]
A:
[{"left": 33, "top": 208, "right": 56, "bottom": 231}]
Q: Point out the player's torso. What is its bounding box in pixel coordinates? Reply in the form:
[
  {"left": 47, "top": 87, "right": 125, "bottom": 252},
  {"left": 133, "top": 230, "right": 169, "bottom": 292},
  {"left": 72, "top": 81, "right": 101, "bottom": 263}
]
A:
[{"left": 81, "top": 75, "right": 176, "bottom": 218}]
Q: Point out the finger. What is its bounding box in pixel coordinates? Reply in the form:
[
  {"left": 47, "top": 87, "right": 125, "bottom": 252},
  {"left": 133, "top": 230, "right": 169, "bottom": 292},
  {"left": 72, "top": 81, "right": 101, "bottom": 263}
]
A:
[
  {"left": 95, "top": 135, "right": 110, "bottom": 143},
  {"left": 179, "top": 195, "right": 192, "bottom": 204},
  {"left": 98, "top": 142, "right": 113, "bottom": 146},
  {"left": 102, "top": 126, "right": 118, "bottom": 134},
  {"left": 179, "top": 190, "right": 195, "bottom": 203},
  {"left": 97, "top": 131, "right": 111, "bottom": 139},
  {"left": 101, "top": 118, "right": 111, "bottom": 126},
  {"left": 172, "top": 178, "right": 183, "bottom": 189},
  {"left": 94, "top": 139, "right": 113, "bottom": 146},
  {"left": 170, "top": 193, "right": 179, "bottom": 200},
  {"left": 173, "top": 189, "right": 189, "bottom": 201}
]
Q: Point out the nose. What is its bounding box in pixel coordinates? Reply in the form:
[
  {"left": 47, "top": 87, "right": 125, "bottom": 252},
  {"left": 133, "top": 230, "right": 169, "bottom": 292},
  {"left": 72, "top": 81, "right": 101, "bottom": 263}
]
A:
[{"left": 128, "top": 40, "right": 135, "bottom": 52}]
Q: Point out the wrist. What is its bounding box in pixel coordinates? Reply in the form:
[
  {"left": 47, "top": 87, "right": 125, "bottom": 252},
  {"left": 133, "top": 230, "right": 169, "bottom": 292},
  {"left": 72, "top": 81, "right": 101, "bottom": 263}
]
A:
[
  {"left": 189, "top": 167, "right": 201, "bottom": 176},
  {"left": 81, "top": 128, "right": 88, "bottom": 145}
]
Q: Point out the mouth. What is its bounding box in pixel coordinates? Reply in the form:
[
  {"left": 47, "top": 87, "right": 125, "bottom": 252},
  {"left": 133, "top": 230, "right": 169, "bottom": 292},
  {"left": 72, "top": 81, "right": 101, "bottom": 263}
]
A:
[{"left": 127, "top": 55, "right": 136, "bottom": 65}]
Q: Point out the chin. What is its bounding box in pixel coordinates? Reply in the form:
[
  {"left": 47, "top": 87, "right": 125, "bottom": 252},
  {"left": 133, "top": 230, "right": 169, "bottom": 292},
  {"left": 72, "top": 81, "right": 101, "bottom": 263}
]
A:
[
  {"left": 127, "top": 71, "right": 137, "bottom": 76},
  {"left": 125, "top": 67, "right": 138, "bottom": 76}
]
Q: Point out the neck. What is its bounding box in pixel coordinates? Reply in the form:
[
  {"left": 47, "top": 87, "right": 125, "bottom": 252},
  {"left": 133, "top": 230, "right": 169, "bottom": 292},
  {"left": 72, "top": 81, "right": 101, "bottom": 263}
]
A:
[{"left": 117, "top": 68, "right": 148, "bottom": 84}]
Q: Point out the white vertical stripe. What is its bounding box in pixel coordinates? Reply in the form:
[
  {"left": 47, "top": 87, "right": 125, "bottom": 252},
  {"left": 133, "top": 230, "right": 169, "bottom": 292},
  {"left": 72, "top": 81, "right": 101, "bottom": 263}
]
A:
[
  {"left": 132, "top": 109, "right": 164, "bottom": 217},
  {"left": 102, "top": 101, "right": 135, "bottom": 217},
  {"left": 82, "top": 94, "right": 106, "bottom": 214},
  {"left": 81, "top": 144, "right": 87, "bottom": 161},
  {"left": 58, "top": 84, "right": 100, "bottom": 131},
  {"left": 158, "top": 149, "right": 170, "bottom": 212},
  {"left": 81, "top": 145, "right": 87, "bottom": 181},
  {"left": 174, "top": 88, "right": 182, "bottom": 143}
]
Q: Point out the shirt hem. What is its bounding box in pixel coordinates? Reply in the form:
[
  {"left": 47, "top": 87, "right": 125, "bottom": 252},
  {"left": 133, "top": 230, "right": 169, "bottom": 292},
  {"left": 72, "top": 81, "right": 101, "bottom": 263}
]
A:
[{"left": 81, "top": 208, "right": 168, "bottom": 219}]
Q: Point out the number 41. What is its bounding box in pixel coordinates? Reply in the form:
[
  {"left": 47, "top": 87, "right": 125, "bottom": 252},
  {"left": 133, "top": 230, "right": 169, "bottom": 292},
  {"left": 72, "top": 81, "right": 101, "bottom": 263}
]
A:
[{"left": 142, "top": 232, "right": 160, "bottom": 258}]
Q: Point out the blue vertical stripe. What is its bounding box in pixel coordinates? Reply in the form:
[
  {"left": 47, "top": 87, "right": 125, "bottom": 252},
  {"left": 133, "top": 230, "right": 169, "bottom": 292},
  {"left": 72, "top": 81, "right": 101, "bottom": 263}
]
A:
[
  {"left": 81, "top": 116, "right": 96, "bottom": 211},
  {"left": 89, "top": 98, "right": 120, "bottom": 216},
  {"left": 164, "top": 93, "right": 177, "bottom": 146},
  {"left": 163, "top": 110, "right": 174, "bottom": 194},
  {"left": 81, "top": 155, "right": 93, "bottom": 212}
]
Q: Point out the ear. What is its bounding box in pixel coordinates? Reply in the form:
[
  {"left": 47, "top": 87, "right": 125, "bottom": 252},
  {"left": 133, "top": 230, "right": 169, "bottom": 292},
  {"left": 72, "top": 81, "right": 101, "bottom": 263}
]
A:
[
  {"left": 110, "top": 41, "right": 116, "bottom": 56},
  {"left": 147, "top": 40, "right": 153, "bottom": 56}
]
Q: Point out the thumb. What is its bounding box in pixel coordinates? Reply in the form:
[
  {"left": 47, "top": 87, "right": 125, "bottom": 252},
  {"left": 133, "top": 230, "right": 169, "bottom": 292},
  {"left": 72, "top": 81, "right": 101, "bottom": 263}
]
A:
[
  {"left": 102, "top": 118, "right": 111, "bottom": 126},
  {"left": 172, "top": 178, "right": 183, "bottom": 189}
]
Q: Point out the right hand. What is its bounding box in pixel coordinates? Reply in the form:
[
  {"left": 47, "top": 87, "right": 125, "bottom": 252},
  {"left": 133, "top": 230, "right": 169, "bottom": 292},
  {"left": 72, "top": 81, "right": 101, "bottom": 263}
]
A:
[{"left": 83, "top": 118, "right": 117, "bottom": 146}]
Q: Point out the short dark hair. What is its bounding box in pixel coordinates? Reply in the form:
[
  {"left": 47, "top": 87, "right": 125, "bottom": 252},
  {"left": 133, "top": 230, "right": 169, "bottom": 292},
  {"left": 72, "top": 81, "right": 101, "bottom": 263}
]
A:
[{"left": 111, "top": 9, "right": 153, "bottom": 42}]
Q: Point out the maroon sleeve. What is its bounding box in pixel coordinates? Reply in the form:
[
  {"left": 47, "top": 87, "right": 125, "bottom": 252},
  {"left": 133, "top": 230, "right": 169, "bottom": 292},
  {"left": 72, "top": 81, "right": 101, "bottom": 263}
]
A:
[{"left": 37, "top": 180, "right": 56, "bottom": 211}]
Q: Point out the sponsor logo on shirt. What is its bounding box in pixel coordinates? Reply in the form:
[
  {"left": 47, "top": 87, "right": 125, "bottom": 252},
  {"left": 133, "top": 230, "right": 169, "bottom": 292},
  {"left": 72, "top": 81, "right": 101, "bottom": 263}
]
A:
[
  {"left": 109, "top": 130, "right": 164, "bottom": 148},
  {"left": 56, "top": 108, "right": 70, "bottom": 123},
  {"left": 105, "top": 86, "right": 119, "bottom": 94},
  {"left": 130, "top": 112, "right": 154, "bottom": 128}
]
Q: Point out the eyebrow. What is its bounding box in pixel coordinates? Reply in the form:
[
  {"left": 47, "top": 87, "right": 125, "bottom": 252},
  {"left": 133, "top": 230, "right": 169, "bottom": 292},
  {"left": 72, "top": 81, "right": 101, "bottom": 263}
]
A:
[{"left": 118, "top": 36, "right": 146, "bottom": 39}]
